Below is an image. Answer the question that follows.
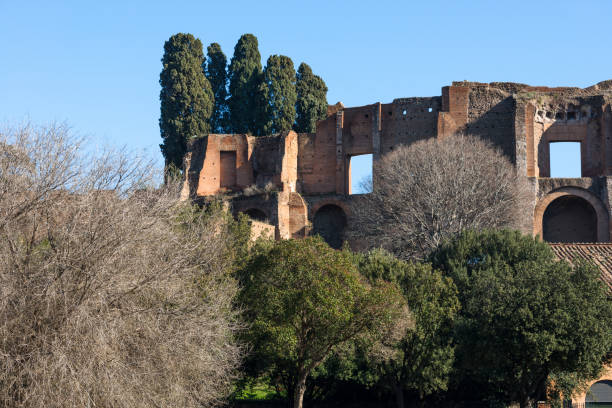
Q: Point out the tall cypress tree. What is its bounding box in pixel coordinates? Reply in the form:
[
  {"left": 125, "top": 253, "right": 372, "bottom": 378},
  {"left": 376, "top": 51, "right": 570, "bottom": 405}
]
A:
[
  {"left": 295, "top": 63, "right": 328, "bottom": 133},
  {"left": 263, "top": 55, "right": 297, "bottom": 134},
  {"left": 228, "top": 34, "right": 267, "bottom": 136},
  {"left": 159, "top": 33, "right": 213, "bottom": 168},
  {"left": 205, "top": 43, "right": 229, "bottom": 133}
]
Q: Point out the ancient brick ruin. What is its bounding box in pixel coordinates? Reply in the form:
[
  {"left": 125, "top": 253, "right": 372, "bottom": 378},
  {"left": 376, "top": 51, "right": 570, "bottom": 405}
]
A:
[{"left": 181, "top": 80, "right": 612, "bottom": 247}]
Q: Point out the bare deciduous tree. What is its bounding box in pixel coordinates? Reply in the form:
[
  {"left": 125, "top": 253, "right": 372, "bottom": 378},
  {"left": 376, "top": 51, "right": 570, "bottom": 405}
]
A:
[
  {"left": 350, "top": 135, "right": 531, "bottom": 260},
  {"left": 0, "top": 123, "right": 243, "bottom": 408}
]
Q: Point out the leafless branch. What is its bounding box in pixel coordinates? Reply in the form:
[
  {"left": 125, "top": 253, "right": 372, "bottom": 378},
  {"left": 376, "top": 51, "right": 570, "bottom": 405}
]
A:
[{"left": 0, "top": 123, "right": 243, "bottom": 408}]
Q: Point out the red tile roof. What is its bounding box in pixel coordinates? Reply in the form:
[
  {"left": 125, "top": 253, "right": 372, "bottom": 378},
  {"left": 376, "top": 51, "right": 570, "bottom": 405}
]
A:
[{"left": 549, "top": 243, "right": 612, "bottom": 290}]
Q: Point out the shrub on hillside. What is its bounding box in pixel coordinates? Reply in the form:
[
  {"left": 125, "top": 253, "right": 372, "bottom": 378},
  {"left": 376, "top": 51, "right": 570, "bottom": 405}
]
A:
[{"left": 0, "top": 123, "right": 244, "bottom": 408}]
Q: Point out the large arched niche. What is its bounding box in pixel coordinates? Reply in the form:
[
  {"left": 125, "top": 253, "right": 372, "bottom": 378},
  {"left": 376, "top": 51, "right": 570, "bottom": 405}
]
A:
[
  {"left": 534, "top": 187, "right": 610, "bottom": 243},
  {"left": 572, "top": 365, "right": 612, "bottom": 404},
  {"left": 312, "top": 204, "right": 348, "bottom": 249},
  {"left": 586, "top": 380, "right": 612, "bottom": 403},
  {"left": 543, "top": 196, "right": 597, "bottom": 243}
]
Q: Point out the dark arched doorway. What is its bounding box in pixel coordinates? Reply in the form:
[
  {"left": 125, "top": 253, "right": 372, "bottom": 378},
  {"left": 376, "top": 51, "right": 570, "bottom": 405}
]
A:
[
  {"left": 586, "top": 380, "right": 612, "bottom": 405},
  {"left": 543, "top": 195, "right": 597, "bottom": 243},
  {"left": 312, "top": 205, "right": 347, "bottom": 249},
  {"left": 244, "top": 208, "right": 267, "bottom": 222}
]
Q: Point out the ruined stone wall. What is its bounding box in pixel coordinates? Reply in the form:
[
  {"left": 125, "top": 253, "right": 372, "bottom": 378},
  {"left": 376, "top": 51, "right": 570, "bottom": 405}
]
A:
[
  {"left": 251, "top": 135, "right": 284, "bottom": 188},
  {"left": 181, "top": 134, "right": 254, "bottom": 196},
  {"left": 380, "top": 97, "right": 440, "bottom": 154},
  {"left": 182, "top": 80, "right": 612, "bottom": 246},
  {"left": 342, "top": 105, "right": 376, "bottom": 156},
  {"left": 527, "top": 95, "right": 606, "bottom": 177},
  {"left": 465, "top": 84, "right": 516, "bottom": 162},
  {"left": 297, "top": 116, "right": 337, "bottom": 194}
]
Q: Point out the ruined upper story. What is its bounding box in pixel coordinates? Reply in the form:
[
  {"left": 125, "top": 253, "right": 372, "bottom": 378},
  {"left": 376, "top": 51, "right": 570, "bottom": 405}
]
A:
[{"left": 182, "top": 79, "right": 612, "bottom": 200}]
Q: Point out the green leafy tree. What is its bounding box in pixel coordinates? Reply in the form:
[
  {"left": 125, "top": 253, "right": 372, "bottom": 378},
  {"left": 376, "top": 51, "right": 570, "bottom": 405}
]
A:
[
  {"left": 228, "top": 34, "right": 267, "bottom": 135},
  {"left": 205, "top": 43, "right": 229, "bottom": 133},
  {"left": 237, "top": 237, "right": 405, "bottom": 408},
  {"left": 295, "top": 63, "right": 328, "bottom": 133},
  {"left": 159, "top": 33, "right": 213, "bottom": 168},
  {"left": 430, "top": 230, "right": 612, "bottom": 408},
  {"left": 263, "top": 55, "right": 297, "bottom": 133},
  {"left": 356, "top": 249, "right": 459, "bottom": 408}
]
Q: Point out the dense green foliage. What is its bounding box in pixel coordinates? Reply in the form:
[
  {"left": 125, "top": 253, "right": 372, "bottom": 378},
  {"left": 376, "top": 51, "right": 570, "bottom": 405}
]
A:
[
  {"left": 430, "top": 230, "right": 612, "bottom": 408},
  {"left": 232, "top": 230, "right": 611, "bottom": 408},
  {"left": 205, "top": 43, "right": 229, "bottom": 133},
  {"left": 159, "top": 33, "right": 213, "bottom": 168},
  {"left": 295, "top": 62, "right": 328, "bottom": 133},
  {"left": 237, "top": 237, "right": 405, "bottom": 408},
  {"left": 263, "top": 55, "right": 297, "bottom": 133},
  {"left": 228, "top": 34, "right": 267, "bottom": 135},
  {"left": 356, "top": 249, "right": 459, "bottom": 406}
]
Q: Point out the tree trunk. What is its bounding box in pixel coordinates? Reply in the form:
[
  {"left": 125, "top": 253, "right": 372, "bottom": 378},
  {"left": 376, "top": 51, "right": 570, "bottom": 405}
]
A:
[
  {"left": 519, "top": 394, "right": 532, "bottom": 408},
  {"left": 393, "top": 382, "right": 404, "bottom": 408},
  {"left": 293, "top": 373, "right": 307, "bottom": 408}
]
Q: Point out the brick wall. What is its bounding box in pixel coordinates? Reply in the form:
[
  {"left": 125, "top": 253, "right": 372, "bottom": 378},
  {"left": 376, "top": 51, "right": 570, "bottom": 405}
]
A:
[{"left": 183, "top": 80, "right": 612, "bottom": 245}]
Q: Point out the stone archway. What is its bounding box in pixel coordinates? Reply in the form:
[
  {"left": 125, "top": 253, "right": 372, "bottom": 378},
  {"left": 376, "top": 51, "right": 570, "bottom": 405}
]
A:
[
  {"left": 312, "top": 204, "right": 347, "bottom": 249},
  {"left": 543, "top": 195, "right": 597, "bottom": 243},
  {"left": 534, "top": 187, "right": 610, "bottom": 243},
  {"left": 586, "top": 380, "right": 612, "bottom": 405},
  {"left": 572, "top": 365, "right": 612, "bottom": 404}
]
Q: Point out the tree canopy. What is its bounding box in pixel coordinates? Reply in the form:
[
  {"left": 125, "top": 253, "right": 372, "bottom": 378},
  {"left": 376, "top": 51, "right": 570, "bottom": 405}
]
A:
[
  {"left": 237, "top": 237, "right": 405, "bottom": 408},
  {"left": 430, "top": 230, "right": 612, "bottom": 408},
  {"left": 263, "top": 55, "right": 297, "bottom": 134},
  {"left": 159, "top": 33, "right": 213, "bottom": 169},
  {"left": 356, "top": 249, "right": 459, "bottom": 408},
  {"left": 295, "top": 62, "right": 328, "bottom": 133},
  {"left": 350, "top": 135, "right": 530, "bottom": 260},
  {"left": 228, "top": 34, "right": 267, "bottom": 135},
  {"left": 205, "top": 42, "right": 229, "bottom": 133}
]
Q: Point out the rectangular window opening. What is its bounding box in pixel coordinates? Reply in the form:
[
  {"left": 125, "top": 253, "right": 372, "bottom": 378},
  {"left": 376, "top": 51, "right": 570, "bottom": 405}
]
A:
[
  {"left": 220, "top": 151, "right": 237, "bottom": 188},
  {"left": 550, "top": 142, "right": 581, "bottom": 178},
  {"left": 349, "top": 154, "right": 373, "bottom": 194}
]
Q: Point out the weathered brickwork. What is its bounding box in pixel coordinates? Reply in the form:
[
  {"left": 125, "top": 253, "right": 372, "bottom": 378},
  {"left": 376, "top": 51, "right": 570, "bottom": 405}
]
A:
[{"left": 181, "top": 80, "right": 612, "bottom": 246}]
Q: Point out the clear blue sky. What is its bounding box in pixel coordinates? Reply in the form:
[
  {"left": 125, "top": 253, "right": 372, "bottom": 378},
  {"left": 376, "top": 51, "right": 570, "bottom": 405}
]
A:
[{"left": 2, "top": 0, "right": 607, "bottom": 184}]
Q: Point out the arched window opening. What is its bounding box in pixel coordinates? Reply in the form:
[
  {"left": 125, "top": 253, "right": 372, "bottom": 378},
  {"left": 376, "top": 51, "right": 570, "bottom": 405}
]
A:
[
  {"left": 543, "top": 195, "right": 597, "bottom": 243},
  {"left": 312, "top": 205, "right": 347, "bottom": 249}
]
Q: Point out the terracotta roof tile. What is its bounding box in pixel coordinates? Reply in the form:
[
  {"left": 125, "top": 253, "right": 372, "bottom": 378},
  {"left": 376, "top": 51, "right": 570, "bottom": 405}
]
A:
[{"left": 549, "top": 243, "right": 612, "bottom": 290}]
